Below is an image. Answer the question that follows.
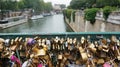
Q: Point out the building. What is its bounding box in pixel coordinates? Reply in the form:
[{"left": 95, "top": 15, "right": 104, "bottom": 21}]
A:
[{"left": 53, "top": 4, "right": 66, "bottom": 14}]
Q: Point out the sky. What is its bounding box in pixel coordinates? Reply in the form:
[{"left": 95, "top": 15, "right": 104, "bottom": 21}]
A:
[{"left": 44, "top": 0, "right": 72, "bottom": 6}]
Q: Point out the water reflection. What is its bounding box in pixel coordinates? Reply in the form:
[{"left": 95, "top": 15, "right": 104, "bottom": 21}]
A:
[{"left": 0, "top": 14, "right": 73, "bottom": 33}]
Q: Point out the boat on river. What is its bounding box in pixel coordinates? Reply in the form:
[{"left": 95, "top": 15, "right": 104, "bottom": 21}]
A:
[
  {"left": 0, "top": 16, "right": 28, "bottom": 29},
  {"left": 30, "top": 15, "right": 44, "bottom": 20},
  {"left": 43, "top": 13, "right": 52, "bottom": 17},
  {"left": 0, "top": 19, "right": 9, "bottom": 24}
]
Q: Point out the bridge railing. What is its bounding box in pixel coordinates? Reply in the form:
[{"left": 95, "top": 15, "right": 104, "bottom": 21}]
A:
[{"left": 0, "top": 32, "right": 120, "bottom": 41}]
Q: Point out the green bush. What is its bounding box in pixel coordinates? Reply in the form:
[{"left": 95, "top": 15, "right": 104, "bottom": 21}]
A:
[
  {"left": 84, "top": 8, "right": 99, "bottom": 24},
  {"left": 63, "top": 9, "right": 73, "bottom": 22},
  {"left": 103, "top": 6, "right": 117, "bottom": 20},
  {"left": 63, "top": 9, "right": 67, "bottom": 20},
  {"left": 72, "top": 10, "right": 76, "bottom": 22}
]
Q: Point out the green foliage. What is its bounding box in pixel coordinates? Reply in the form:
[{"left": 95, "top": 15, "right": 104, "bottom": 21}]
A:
[
  {"left": 0, "top": 0, "right": 19, "bottom": 10},
  {"left": 0, "top": 0, "right": 53, "bottom": 13},
  {"left": 96, "top": 0, "right": 120, "bottom": 8},
  {"left": 44, "top": 2, "right": 53, "bottom": 13},
  {"left": 63, "top": 9, "right": 67, "bottom": 20},
  {"left": 84, "top": 8, "right": 99, "bottom": 24},
  {"left": 72, "top": 10, "right": 76, "bottom": 22},
  {"left": 69, "top": 0, "right": 86, "bottom": 9},
  {"left": 63, "top": 9, "right": 73, "bottom": 22},
  {"left": 18, "top": 0, "right": 25, "bottom": 9},
  {"left": 69, "top": 0, "right": 120, "bottom": 9},
  {"left": 86, "top": 0, "right": 96, "bottom": 8},
  {"left": 69, "top": 0, "right": 96, "bottom": 9},
  {"left": 103, "top": 6, "right": 117, "bottom": 20},
  {"left": 23, "top": 0, "right": 45, "bottom": 13}
]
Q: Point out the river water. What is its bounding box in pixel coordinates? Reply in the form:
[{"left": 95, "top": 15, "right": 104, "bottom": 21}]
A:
[{"left": 0, "top": 14, "right": 73, "bottom": 33}]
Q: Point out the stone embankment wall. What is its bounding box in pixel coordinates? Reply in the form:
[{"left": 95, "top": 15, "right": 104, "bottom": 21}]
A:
[
  {"left": 65, "top": 11, "right": 120, "bottom": 32},
  {"left": 0, "top": 16, "right": 28, "bottom": 29}
]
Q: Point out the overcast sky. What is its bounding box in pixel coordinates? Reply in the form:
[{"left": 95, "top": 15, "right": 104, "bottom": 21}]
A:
[{"left": 44, "top": 0, "right": 71, "bottom": 6}]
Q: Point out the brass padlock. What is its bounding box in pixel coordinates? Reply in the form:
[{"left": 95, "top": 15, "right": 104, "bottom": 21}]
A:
[
  {"left": 81, "top": 37, "right": 85, "bottom": 44},
  {"left": 0, "top": 38, "right": 4, "bottom": 52},
  {"left": 81, "top": 52, "right": 88, "bottom": 63},
  {"left": 102, "top": 45, "right": 109, "bottom": 52},
  {"left": 117, "top": 56, "right": 120, "bottom": 60},
  {"left": 97, "top": 59, "right": 104, "bottom": 64},
  {"left": 10, "top": 39, "right": 18, "bottom": 51},
  {"left": 58, "top": 54, "right": 63, "bottom": 60}
]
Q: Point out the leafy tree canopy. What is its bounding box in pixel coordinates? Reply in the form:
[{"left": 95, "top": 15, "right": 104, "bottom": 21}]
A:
[
  {"left": 0, "top": 0, "right": 53, "bottom": 13},
  {"left": 69, "top": 0, "right": 120, "bottom": 9}
]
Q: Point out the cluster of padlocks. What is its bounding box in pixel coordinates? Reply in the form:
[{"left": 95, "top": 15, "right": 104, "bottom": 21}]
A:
[{"left": 0, "top": 35, "right": 120, "bottom": 67}]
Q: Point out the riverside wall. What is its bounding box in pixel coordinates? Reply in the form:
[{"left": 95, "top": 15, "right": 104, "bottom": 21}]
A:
[
  {"left": 65, "top": 11, "right": 120, "bottom": 32},
  {"left": 0, "top": 18, "right": 28, "bottom": 29}
]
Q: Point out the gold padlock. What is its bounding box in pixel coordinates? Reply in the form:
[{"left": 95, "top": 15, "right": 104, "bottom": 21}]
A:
[
  {"left": 97, "top": 59, "right": 104, "bottom": 64},
  {"left": 81, "top": 53, "right": 88, "bottom": 62},
  {"left": 58, "top": 54, "right": 62, "bottom": 60},
  {"left": 117, "top": 56, "right": 120, "bottom": 60},
  {"left": 0, "top": 38, "right": 4, "bottom": 52}
]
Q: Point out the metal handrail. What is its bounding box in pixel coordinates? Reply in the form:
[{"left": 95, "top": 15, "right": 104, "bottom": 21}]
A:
[
  {"left": 0, "top": 32, "right": 120, "bottom": 40},
  {"left": 0, "top": 32, "right": 120, "bottom": 35}
]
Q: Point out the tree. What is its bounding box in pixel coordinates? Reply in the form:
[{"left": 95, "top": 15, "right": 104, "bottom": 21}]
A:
[
  {"left": 23, "top": 0, "right": 53, "bottom": 14},
  {"left": 96, "top": 0, "right": 120, "bottom": 8},
  {"left": 85, "top": 0, "right": 96, "bottom": 8},
  {"left": 0, "top": 0, "right": 20, "bottom": 10},
  {"left": 0, "top": 0, "right": 53, "bottom": 14},
  {"left": 18, "top": 0, "right": 25, "bottom": 10},
  {"left": 60, "top": 4, "right": 66, "bottom": 9},
  {"left": 84, "top": 8, "right": 99, "bottom": 24},
  {"left": 69, "top": 0, "right": 120, "bottom": 9},
  {"left": 69, "top": 0, "right": 86, "bottom": 9},
  {"left": 44, "top": 2, "right": 53, "bottom": 12},
  {"left": 23, "top": 0, "right": 33, "bottom": 9}
]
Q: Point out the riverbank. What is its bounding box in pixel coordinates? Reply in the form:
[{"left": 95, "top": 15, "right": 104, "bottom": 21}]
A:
[
  {"left": 64, "top": 17, "right": 78, "bottom": 32},
  {"left": 0, "top": 18, "right": 28, "bottom": 29},
  {"left": 64, "top": 11, "right": 120, "bottom": 32}
]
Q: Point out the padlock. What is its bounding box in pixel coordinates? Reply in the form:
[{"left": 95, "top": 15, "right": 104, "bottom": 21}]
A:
[
  {"left": 81, "top": 52, "right": 88, "bottom": 63},
  {"left": 97, "top": 59, "right": 104, "bottom": 64},
  {"left": 103, "top": 62, "right": 111, "bottom": 67},
  {"left": 102, "top": 39, "right": 107, "bottom": 45},
  {"left": 81, "top": 37, "right": 85, "bottom": 44},
  {"left": 52, "top": 44, "right": 55, "bottom": 50},
  {"left": 88, "top": 43, "right": 96, "bottom": 53},
  {"left": 117, "top": 40, "right": 120, "bottom": 46},
  {"left": 32, "top": 46, "right": 46, "bottom": 56},
  {"left": 79, "top": 47, "right": 84, "bottom": 53},
  {"left": 4, "top": 39, "right": 10, "bottom": 47},
  {"left": 27, "top": 38, "right": 36, "bottom": 46},
  {"left": 102, "top": 45, "right": 109, "bottom": 52},
  {"left": 117, "top": 56, "right": 120, "bottom": 60},
  {"left": 58, "top": 54, "right": 62, "bottom": 60},
  {"left": 57, "top": 44, "right": 60, "bottom": 50},
  {"left": 111, "top": 36, "right": 117, "bottom": 43},
  {"left": 14, "top": 37, "right": 19, "bottom": 42},
  {"left": 0, "top": 38, "right": 5, "bottom": 52},
  {"left": 10, "top": 39, "right": 18, "bottom": 51},
  {"left": 18, "top": 37, "right": 22, "bottom": 42}
]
